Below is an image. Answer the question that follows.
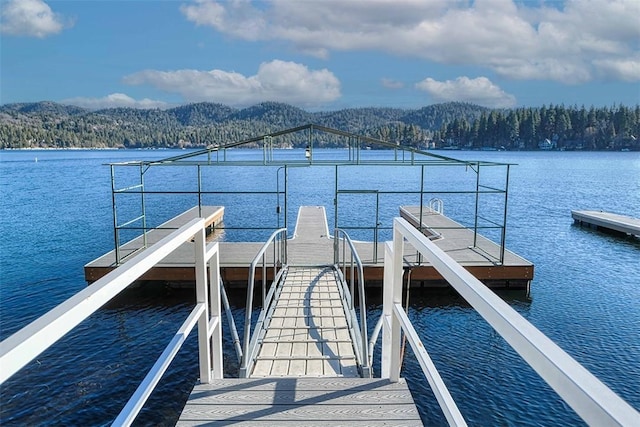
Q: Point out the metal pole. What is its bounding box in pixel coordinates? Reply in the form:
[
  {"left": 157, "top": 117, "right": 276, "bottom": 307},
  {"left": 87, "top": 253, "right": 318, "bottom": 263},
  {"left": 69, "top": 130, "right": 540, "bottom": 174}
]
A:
[
  {"left": 473, "top": 162, "right": 480, "bottom": 247},
  {"left": 262, "top": 254, "right": 266, "bottom": 306},
  {"left": 500, "top": 165, "right": 510, "bottom": 264},
  {"left": 418, "top": 165, "right": 425, "bottom": 265},
  {"left": 262, "top": 137, "right": 266, "bottom": 165},
  {"left": 197, "top": 165, "right": 202, "bottom": 217},
  {"left": 111, "top": 165, "right": 120, "bottom": 264},
  {"left": 334, "top": 165, "right": 339, "bottom": 230},
  {"left": 140, "top": 163, "right": 147, "bottom": 249},
  {"left": 276, "top": 167, "right": 281, "bottom": 228},
  {"left": 284, "top": 166, "right": 288, "bottom": 231},
  {"left": 308, "top": 127, "right": 312, "bottom": 164},
  {"left": 374, "top": 191, "right": 380, "bottom": 261},
  {"left": 350, "top": 254, "right": 355, "bottom": 310},
  {"left": 419, "top": 165, "right": 425, "bottom": 234}
]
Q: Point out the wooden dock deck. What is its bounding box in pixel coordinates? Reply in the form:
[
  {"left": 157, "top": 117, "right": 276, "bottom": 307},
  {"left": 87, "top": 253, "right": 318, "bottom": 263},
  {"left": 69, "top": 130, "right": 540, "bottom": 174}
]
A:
[
  {"left": 178, "top": 378, "right": 422, "bottom": 426},
  {"left": 396, "top": 206, "right": 534, "bottom": 285},
  {"left": 85, "top": 204, "right": 534, "bottom": 288},
  {"left": 572, "top": 210, "right": 640, "bottom": 237},
  {"left": 84, "top": 206, "right": 225, "bottom": 282}
]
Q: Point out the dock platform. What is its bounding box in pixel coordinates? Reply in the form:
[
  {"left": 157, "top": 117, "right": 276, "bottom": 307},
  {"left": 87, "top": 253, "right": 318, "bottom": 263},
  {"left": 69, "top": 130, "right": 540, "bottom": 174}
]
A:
[
  {"left": 84, "top": 206, "right": 225, "bottom": 282},
  {"left": 85, "top": 205, "right": 534, "bottom": 289},
  {"left": 572, "top": 210, "right": 640, "bottom": 237}
]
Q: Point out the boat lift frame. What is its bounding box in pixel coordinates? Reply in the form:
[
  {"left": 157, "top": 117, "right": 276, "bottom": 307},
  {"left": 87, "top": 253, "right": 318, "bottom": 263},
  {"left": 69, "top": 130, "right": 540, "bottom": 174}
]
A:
[{"left": 107, "top": 124, "right": 513, "bottom": 266}]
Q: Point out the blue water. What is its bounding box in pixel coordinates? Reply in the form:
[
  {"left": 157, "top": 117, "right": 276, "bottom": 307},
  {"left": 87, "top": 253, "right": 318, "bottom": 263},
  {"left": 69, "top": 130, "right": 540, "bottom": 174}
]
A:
[{"left": 1, "top": 149, "right": 639, "bottom": 426}]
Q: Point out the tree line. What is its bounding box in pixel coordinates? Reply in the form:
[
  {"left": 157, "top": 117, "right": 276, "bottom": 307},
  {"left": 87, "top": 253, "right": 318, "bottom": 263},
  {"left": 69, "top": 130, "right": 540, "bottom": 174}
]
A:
[{"left": 0, "top": 101, "right": 638, "bottom": 151}]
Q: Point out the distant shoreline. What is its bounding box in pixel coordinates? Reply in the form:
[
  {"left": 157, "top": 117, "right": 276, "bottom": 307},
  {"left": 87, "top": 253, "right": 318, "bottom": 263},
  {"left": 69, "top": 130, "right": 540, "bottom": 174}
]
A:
[{"left": 1, "top": 147, "right": 637, "bottom": 152}]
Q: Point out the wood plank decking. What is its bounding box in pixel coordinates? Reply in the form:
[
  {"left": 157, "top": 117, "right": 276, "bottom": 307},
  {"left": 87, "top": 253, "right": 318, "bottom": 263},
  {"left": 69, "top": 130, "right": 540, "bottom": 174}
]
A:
[
  {"left": 396, "top": 206, "right": 534, "bottom": 287},
  {"left": 177, "top": 378, "right": 422, "bottom": 426},
  {"left": 84, "top": 204, "right": 534, "bottom": 288},
  {"left": 251, "top": 266, "right": 359, "bottom": 378},
  {"left": 287, "top": 206, "right": 335, "bottom": 266},
  {"left": 572, "top": 210, "right": 640, "bottom": 237},
  {"left": 84, "top": 206, "right": 225, "bottom": 282}
]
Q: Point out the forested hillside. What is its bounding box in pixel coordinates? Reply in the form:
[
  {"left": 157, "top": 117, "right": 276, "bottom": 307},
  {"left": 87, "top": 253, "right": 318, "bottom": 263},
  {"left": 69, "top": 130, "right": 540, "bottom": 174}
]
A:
[{"left": 1, "top": 101, "right": 638, "bottom": 150}]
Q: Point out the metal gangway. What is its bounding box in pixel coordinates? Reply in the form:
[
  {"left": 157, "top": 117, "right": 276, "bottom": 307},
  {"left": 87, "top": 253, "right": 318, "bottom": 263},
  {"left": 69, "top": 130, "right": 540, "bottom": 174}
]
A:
[
  {"left": 178, "top": 205, "right": 422, "bottom": 425},
  {"left": 238, "top": 206, "right": 370, "bottom": 379}
]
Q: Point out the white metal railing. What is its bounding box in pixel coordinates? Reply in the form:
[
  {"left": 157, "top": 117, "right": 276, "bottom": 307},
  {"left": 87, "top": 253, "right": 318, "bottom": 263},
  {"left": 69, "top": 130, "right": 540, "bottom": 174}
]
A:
[
  {"left": 381, "top": 217, "right": 639, "bottom": 426},
  {"left": 0, "top": 218, "right": 223, "bottom": 427},
  {"left": 334, "top": 228, "right": 370, "bottom": 377},
  {"left": 240, "top": 228, "right": 287, "bottom": 377}
]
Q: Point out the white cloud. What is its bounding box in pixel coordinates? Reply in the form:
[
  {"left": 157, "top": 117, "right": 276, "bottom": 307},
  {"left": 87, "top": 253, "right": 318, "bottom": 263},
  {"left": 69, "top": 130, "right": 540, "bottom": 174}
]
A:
[
  {"left": 381, "top": 78, "right": 404, "bottom": 89},
  {"left": 415, "top": 76, "right": 516, "bottom": 108},
  {"left": 0, "top": 0, "right": 70, "bottom": 38},
  {"left": 123, "top": 60, "right": 341, "bottom": 107},
  {"left": 181, "top": 0, "right": 640, "bottom": 83},
  {"left": 592, "top": 58, "right": 640, "bottom": 82},
  {"left": 62, "top": 93, "right": 169, "bottom": 110}
]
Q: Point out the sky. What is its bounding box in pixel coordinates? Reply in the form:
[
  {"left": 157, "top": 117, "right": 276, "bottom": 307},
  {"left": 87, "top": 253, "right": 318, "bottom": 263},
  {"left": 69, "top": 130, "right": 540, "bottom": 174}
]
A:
[{"left": 1, "top": 0, "right": 639, "bottom": 111}]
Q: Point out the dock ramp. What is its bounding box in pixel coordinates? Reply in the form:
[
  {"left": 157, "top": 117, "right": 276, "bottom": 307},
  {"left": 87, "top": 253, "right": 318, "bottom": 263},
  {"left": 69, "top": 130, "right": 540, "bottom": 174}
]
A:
[
  {"left": 250, "top": 266, "right": 359, "bottom": 378},
  {"left": 178, "top": 206, "right": 422, "bottom": 425}
]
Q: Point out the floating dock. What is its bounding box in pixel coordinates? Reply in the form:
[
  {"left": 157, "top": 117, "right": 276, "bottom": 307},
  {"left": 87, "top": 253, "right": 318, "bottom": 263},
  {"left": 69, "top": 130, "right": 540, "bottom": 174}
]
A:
[
  {"left": 572, "top": 210, "right": 640, "bottom": 237},
  {"left": 84, "top": 206, "right": 225, "bottom": 282},
  {"left": 85, "top": 205, "right": 534, "bottom": 289}
]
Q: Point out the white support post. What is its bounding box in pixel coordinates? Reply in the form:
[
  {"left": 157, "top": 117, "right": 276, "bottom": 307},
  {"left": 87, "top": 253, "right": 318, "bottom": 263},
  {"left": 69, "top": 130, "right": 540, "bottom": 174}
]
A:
[
  {"left": 208, "top": 243, "right": 223, "bottom": 379},
  {"left": 381, "top": 242, "right": 393, "bottom": 379},
  {"left": 382, "top": 227, "right": 404, "bottom": 382},
  {"left": 194, "top": 227, "right": 211, "bottom": 384}
]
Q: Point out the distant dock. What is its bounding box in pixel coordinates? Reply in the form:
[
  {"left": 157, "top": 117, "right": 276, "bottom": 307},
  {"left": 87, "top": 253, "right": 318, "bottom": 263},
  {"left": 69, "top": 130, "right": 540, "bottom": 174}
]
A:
[{"left": 572, "top": 210, "right": 640, "bottom": 237}]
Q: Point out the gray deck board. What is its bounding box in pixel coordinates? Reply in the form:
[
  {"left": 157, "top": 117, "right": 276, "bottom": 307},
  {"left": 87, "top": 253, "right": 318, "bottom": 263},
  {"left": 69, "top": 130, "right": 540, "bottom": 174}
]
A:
[
  {"left": 177, "top": 378, "right": 422, "bottom": 426},
  {"left": 572, "top": 210, "right": 640, "bottom": 236},
  {"left": 87, "top": 205, "right": 224, "bottom": 266},
  {"left": 85, "top": 204, "right": 533, "bottom": 286},
  {"left": 251, "top": 265, "right": 358, "bottom": 378},
  {"left": 399, "top": 206, "right": 532, "bottom": 267}
]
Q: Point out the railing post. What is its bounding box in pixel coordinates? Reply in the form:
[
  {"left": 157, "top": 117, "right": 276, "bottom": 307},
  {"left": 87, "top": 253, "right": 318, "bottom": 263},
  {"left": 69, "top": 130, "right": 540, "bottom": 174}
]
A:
[
  {"left": 197, "top": 165, "right": 202, "bottom": 217},
  {"left": 382, "top": 223, "right": 403, "bottom": 381},
  {"left": 500, "top": 165, "right": 510, "bottom": 264},
  {"left": 473, "top": 161, "right": 480, "bottom": 247},
  {"left": 208, "top": 243, "right": 223, "bottom": 379},
  {"left": 194, "top": 227, "right": 212, "bottom": 384},
  {"left": 111, "top": 164, "right": 120, "bottom": 264},
  {"left": 140, "top": 163, "right": 147, "bottom": 249}
]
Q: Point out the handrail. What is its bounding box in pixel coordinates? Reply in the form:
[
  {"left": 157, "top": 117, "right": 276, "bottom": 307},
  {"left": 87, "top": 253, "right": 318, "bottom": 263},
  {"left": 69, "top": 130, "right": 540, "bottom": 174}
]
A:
[
  {"left": 333, "top": 228, "right": 370, "bottom": 377},
  {"left": 240, "top": 228, "right": 288, "bottom": 377},
  {"left": 0, "top": 219, "right": 224, "bottom": 427},
  {"left": 429, "top": 197, "right": 444, "bottom": 214},
  {"left": 220, "top": 278, "right": 243, "bottom": 363},
  {"left": 113, "top": 303, "right": 208, "bottom": 426},
  {"left": 381, "top": 217, "right": 640, "bottom": 426}
]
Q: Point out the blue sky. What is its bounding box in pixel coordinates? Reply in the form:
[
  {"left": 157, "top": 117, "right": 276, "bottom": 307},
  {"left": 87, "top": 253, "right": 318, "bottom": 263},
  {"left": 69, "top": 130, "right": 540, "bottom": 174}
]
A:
[{"left": 1, "top": 0, "right": 639, "bottom": 111}]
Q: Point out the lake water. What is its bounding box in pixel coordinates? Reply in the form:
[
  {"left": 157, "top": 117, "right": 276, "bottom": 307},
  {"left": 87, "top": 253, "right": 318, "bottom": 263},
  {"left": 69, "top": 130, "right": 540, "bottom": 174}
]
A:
[{"left": 1, "top": 149, "right": 639, "bottom": 426}]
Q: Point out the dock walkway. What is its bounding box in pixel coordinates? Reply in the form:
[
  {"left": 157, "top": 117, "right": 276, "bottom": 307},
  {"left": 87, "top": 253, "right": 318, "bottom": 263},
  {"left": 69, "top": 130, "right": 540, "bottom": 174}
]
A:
[
  {"left": 177, "top": 205, "right": 421, "bottom": 425},
  {"left": 251, "top": 266, "right": 359, "bottom": 378},
  {"left": 572, "top": 210, "right": 640, "bottom": 237},
  {"left": 178, "top": 378, "right": 422, "bottom": 426}
]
